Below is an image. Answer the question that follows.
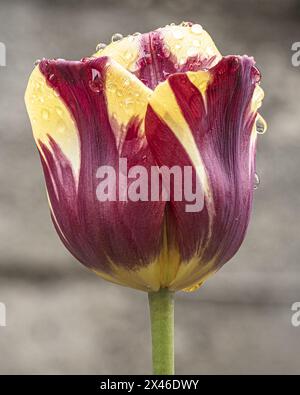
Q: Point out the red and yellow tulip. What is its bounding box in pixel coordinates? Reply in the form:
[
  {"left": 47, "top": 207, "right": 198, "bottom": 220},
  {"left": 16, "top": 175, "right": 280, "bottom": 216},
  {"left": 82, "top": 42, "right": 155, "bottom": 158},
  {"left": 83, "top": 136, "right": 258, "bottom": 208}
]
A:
[{"left": 25, "top": 23, "right": 266, "bottom": 293}]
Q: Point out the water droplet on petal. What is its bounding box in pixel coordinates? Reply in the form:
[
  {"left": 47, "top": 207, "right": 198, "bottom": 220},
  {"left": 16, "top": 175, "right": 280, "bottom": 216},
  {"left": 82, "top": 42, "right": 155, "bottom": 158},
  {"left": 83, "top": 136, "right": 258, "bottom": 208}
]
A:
[
  {"left": 48, "top": 73, "right": 57, "bottom": 83},
  {"left": 124, "top": 97, "right": 134, "bottom": 108},
  {"left": 187, "top": 47, "right": 198, "bottom": 57},
  {"left": 191, "top": 24, "right": 203, "bottom": 34},
  {"left": 256, "top": 115, "right": 267, "bottom": 135},
  {"left": 251, "top": 66, "right": 261, "bottom": 84},
  {"left": 34, "top": 59, "right": 41, "bottom": 66},
  {"left": 192, "top": 40, "right": 201, "bottom": 47},
  {"left": 89, "top": 69, "right": 103, "bottom": 93},
  {"left": 96, "top": 43, "right": 107, "bottom": 52},
  {"left": 55, "top": 106, "right": 63, "bottom": 117},
  {"left": 123, "top": 78, "right": 130, "bottom": 87},
  {"left": 206, "top": 47, "right": 215, "bottom": 56},
  {"left": 180, "top": 21, "right": 191, "bottom": 27},
  {"left": 132, "top": 32, "right": 141, "bottom": 37},
  {"left": 57, "top": 119, "right": 66, "bottom": 133},
  {"left": 41, "top": 109, "right": 49, "bottom": 121},
  {"left": 173, "top": 30, "right": 185, "bottom": 40},
  {"left": 129, "top": 62, "right": 138, "bottom": 73},
  {"left": 254, "top": 172, "right": 260, "bottom": 190},
  {"left": 124, "top": 50, "right": 134, "bottom": 61},
  {"left": 111, "top": 33, "right": 123, "bottom": 42}
]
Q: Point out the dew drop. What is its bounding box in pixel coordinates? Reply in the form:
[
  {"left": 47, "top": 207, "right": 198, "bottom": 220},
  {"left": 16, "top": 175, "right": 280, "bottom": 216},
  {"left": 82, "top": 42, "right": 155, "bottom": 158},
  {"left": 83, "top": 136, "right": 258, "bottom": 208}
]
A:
[
  {"left": 251, "top": 66, "right": 261, "bottom": 84},
  {"left": 89, "top": 69, "right": 103, "bottom": 93},
  {"left": 55, "top": 106, "right": 63, "bottom": 117},
  {"left": 256, "top": 116, "right": 267, "bottom": 135},
  {"left": 48, "top": 73, "right": 57, "bottom": 83},
  {"left": 191, "top": 24, "right": 203, "bottom": 34},
  {"left": 34, "top": 59, "right": 41, "bottom": 66},
  {"left": 132, "top": 32, "right": 141, "bottom": 37},
  {"left": 187, "top": 47, "right": 198, "bottom": 57},
  {"left": 111, "top": 33, "right": 123, "bottom": 42},
  {"left": 129, "top": 62, "right": 138, "bottom": 73},
  {"left": 173, "top": 30, "right": 185, "bottom": 40},
  {"left": 124, "top": 97, "right": 134, "bottom": 106},
  {"left": 41, "top": 109, "right": 49, "bottom": 121},
  {"left": 124, "top": 50, "right": 134, "bottom": 61},
  {"left": 57, "top": 119, "right": 66, "bottom": 134},
  {"left": 254, "top": 172, "right": 260, "bottom": 190},
  {"left": 123, "top": 78, "right": 130, "bottom": 87},
  {"left": 96, "top": 43, "right": 107, "bottom": 52}
]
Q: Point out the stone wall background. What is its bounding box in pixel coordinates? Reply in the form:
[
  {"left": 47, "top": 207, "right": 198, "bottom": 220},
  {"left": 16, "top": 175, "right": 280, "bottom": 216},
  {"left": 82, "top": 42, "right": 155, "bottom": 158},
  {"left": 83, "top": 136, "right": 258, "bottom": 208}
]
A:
[{"left": 0, "top": 0, "right": 300, "bottom": 374}]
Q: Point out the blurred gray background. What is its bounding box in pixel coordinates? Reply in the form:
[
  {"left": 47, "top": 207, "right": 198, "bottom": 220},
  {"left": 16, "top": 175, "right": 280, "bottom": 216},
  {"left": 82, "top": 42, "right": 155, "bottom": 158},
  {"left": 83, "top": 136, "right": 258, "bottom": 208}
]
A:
[{"left": 0, "top": 0, "right": 300, "bottom": 374}]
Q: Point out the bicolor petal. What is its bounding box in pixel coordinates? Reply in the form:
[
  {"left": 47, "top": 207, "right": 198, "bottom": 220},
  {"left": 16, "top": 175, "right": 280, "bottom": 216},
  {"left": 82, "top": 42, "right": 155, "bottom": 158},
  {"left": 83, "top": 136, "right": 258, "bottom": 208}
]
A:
[
  {"left": 25, "top": 23, "right": 266, "bottom": 293},
  {"left": 25, "top": 57, "right": 166, "bottom": 291},
  {"left": 145, "top": 56, "right": 262, "bottom": 291},
  {"left": 94, "top": 23, "right": 221, "bottom": 89}
]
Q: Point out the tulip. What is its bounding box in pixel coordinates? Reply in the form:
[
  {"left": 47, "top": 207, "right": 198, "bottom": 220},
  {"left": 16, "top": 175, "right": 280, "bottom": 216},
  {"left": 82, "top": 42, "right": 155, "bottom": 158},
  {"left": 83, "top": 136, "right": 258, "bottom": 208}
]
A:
[{"left": 25, "top": 23, "right": 266, "bottom": 374}]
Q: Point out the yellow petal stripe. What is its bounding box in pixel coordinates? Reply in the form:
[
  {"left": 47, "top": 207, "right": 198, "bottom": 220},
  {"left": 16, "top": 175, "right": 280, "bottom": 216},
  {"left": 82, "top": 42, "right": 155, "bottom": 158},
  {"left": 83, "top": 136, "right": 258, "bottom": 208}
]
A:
[
  {"left": 159, "top": 23, "right": 221, "bottom": 67},
  {"left": 94, "top": 35, "right": 140, "bottom": 72},
  {"left": 24, "top": 66, "right": 80, "bottom": 177},
  {"left": 148, "top": 71, "right": 213, "bottom": 204},
  {"left": 104, "top": 59, "right": 152, "bottom": 145},
  {"left": 93, "top": 23, "right": 221, "bottom": 76}
]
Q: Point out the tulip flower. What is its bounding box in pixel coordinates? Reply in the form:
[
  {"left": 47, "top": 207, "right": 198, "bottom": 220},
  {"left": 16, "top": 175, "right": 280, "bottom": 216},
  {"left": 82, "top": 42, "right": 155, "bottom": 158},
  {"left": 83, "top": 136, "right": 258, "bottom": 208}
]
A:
[{"left": 25, "top": 22, "right": 266, "bottom": 374}]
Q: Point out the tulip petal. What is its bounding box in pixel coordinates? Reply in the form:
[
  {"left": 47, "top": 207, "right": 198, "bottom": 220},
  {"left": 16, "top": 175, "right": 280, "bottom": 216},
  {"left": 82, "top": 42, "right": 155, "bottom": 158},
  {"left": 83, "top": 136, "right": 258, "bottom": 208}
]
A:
[
  {"left": 94, "top": 23, "right": 221, "bottom": 89},
  {"left": 145, "top": 55, "right": 262, "bottom": 291},
  {"left": 25, "top": 66, "right": 81, "bottom": 177},
  {"left": 25, "top": 57, "right": 166, "bottom": 291}
]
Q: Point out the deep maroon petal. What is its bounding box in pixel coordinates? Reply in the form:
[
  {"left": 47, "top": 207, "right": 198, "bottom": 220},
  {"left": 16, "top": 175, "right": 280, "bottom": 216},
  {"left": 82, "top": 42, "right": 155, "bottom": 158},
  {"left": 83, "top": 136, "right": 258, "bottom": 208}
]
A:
[
  {"left": 136, "top": 30, "right": 219, "bottom": 89},
  {"left": 38, "top": 58, "right": 165, "bottom": 273},
  {"left": 145, "top": 56, "right": 259, "bottom": 273}
]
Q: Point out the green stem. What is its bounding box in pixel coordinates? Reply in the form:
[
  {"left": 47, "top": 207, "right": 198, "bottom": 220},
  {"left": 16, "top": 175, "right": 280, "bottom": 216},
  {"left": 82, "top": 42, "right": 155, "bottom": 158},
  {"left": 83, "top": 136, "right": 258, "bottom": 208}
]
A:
[{"left": 148, "top": 288, "right": 174, "bottom": 375}]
